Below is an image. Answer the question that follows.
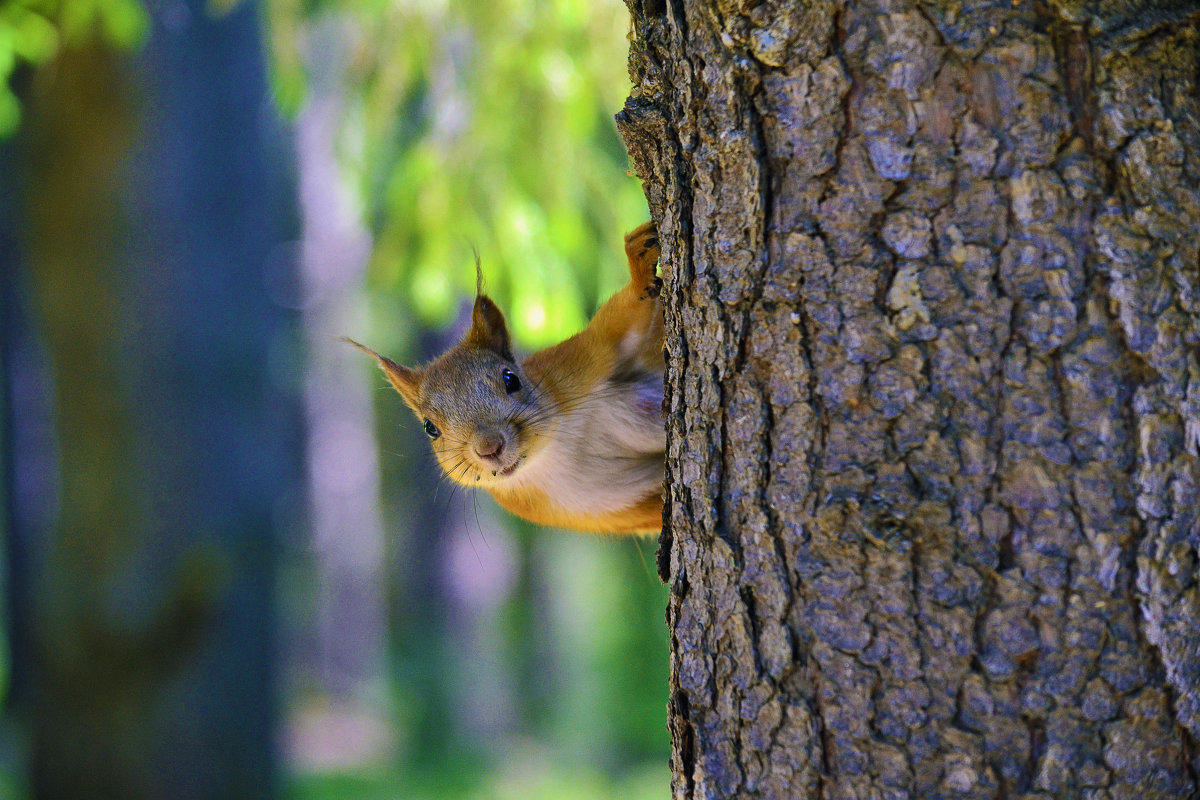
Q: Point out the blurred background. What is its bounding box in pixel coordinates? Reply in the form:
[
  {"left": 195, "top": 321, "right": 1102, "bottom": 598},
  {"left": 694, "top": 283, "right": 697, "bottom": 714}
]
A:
[{"left": 0, "top": 0, "right": 667, "bottom": 797}]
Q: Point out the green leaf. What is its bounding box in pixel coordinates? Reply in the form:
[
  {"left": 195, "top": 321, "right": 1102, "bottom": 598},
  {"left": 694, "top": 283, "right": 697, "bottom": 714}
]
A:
[
  {"left": 7, "top": 7, "right": 59, "bottom": 63},
  {"left": 98, "top": 0, "right": 148, "bottom": 49}
]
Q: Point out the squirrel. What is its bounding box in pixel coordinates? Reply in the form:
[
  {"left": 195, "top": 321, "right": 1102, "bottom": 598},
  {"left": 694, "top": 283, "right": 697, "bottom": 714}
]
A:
[{"left": 346, "top": 221, "right": 664, "bottom": 534}]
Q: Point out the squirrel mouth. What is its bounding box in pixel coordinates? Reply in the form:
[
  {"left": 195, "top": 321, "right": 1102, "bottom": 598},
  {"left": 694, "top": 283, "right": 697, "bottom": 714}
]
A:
[{"left": 493, "top": 459, "right": 521, "bottom": 478}]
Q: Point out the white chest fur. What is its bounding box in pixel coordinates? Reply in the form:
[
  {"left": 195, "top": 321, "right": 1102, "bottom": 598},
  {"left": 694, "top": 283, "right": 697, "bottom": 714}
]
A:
[{"left": 513, "top": 378, "right": 665, "bottom": 515}]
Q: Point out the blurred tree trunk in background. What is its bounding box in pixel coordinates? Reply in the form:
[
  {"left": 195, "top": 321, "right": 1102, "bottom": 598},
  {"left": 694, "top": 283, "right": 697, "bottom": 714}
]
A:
[
  {"left": 5, "top": 0, "right": 297, "bottom": 797},
  {"left": 620, "top": 0, "right": 1200, "bottom": 797},
  {"left": 289, "top": 18, "right": 389, "bottom": 750}
]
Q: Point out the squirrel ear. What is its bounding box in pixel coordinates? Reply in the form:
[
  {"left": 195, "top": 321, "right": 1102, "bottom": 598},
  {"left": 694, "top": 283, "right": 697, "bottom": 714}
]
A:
[
  {"left": 343, "top": 338, "right": 422, "bottom": 412},
  {"left": 466, "top": 295, "right": 514, "bottom": 360}
]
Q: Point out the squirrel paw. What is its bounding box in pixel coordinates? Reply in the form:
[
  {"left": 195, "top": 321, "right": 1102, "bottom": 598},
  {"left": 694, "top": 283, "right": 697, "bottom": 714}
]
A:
[
  {"left": 625, "top": 221, "right": 660, "bottom": 294},
  {"left": 639, "top": 275, "right": 663, "bottom": 301}
]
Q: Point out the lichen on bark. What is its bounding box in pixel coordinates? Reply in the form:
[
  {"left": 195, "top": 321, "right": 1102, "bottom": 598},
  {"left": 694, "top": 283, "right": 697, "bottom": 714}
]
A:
[{"left": 619, "top": 0, "right": 1200, "bottom": 797}]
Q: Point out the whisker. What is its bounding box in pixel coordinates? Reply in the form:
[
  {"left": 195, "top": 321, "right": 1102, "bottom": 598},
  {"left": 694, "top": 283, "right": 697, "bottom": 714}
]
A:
[
  {"left": 470, "top": 491, "right": 491, "bottom": 556},
  {"left": 630, "top": 535, "right": 653, "bottom": 578},
  {"left": 463, "top": 495, "right": 484, "bottom": 572},
  {"left": 439, "top": 463, "right": 471, "bottom": 524}
]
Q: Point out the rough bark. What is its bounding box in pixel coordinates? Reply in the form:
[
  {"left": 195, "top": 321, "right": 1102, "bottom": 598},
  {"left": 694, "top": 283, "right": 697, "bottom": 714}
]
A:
[{"left": 618, "top": 1, "right": 1200, "bottom": 797}]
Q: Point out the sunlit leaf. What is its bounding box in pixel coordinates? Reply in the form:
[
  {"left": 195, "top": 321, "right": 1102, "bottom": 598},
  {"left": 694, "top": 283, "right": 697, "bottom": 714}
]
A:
[
  {"left": 96, "top": 0, "right": 148, "bottom": 48},
  {"left": 7, "top": 7, "right": 59, "bottom": 62}
]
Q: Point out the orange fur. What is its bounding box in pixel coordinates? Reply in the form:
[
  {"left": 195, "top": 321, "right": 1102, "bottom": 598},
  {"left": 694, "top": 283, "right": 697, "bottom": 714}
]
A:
[{"left": 490, "top": 484, "right": 663, "bottom": 534}]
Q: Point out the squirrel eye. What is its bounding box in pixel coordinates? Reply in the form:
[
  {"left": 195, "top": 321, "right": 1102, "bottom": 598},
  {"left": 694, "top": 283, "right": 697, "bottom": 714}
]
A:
[
  {"left": 423, "top": 419, "right": 440, "bottom": 439},
  {"left": 501, "top": 368, "right": 521, "bottom": 394}
]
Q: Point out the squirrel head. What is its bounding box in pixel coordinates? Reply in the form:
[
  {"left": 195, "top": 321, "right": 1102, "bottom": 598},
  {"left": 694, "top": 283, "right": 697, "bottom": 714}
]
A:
[{"left": 346, "top": 293, "right": 555, "bottom": 489}]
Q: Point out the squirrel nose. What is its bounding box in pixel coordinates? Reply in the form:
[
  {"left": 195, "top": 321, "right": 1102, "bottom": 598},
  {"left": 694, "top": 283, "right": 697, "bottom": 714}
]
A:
[{"left": 473, "top": 432, "right": 505, "bottom": 462}]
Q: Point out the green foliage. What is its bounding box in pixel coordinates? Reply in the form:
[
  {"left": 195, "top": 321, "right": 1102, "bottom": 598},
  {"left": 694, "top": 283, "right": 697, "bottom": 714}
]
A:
[
  {"left": 0, "top": 0, "right": 147, "bottom": 136},
  {"left": 288, "top": 753, "right": 667, "bottom": 800},
  {"left": 265, "top": 0, "right": 647, "bottom": 348}
]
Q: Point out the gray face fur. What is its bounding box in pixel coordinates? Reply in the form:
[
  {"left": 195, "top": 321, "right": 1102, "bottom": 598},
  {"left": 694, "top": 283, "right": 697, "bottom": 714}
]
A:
[{"left": 416, "top": 341, "right": 552, "bottom": 487}]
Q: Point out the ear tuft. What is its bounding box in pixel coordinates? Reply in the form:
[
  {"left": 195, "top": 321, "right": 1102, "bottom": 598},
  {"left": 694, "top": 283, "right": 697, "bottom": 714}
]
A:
[
  {"left": 473, "top": 247, "right": 484, "bottom": 298},
  {"left": 342, "top": 337, "right": 423, "bottom": 412}
]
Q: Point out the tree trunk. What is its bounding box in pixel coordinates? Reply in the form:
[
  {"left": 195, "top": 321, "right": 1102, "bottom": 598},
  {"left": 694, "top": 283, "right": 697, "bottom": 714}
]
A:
[
  {"left": 618, "top": 1, "right": 1200, "bottom": 797},
  {"left": 6, "top": 2, "right": 296, "bottom": 796}
]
